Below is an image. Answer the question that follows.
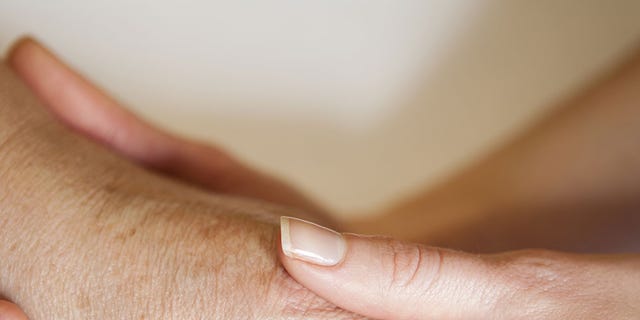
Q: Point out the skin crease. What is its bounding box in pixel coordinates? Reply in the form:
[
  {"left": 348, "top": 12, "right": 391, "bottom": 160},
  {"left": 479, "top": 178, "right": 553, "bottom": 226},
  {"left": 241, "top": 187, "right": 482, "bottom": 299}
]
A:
[
  {"left": 0, "top": 62, "right": 365, "bottom": 318},
  {"left": 276, "top": 45, "right": 640, "bottom": 319},
  {"left": 2, "top": 37, "right": 640, "bottom": 319},
  {"left": 281, "top": 231, "right": 640, "bottom": 319}
]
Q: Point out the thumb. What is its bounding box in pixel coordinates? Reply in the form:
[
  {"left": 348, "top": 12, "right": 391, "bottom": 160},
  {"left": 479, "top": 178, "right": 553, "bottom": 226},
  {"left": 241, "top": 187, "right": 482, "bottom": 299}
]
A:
[
  {"left": 279, "top": 216, "right": 640, "bottom": 320},
  {"left": 0, "top": 300, "right": 28, "bottom": 320},
  {"left": 279, "top": 216, "right": 497, "bottom": 319}
]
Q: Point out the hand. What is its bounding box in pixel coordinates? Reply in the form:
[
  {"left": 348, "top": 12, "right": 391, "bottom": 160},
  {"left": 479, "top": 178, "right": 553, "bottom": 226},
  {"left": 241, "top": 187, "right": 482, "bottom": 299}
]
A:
[
  {"left": 0, "top": 56, "right": 362, "bottom": 318},
  {"left": 279, "top": 217, "right": 640, "bottom": 319},
  {"left": 7, "top": 37, "right": 334, "bottom": 227}
]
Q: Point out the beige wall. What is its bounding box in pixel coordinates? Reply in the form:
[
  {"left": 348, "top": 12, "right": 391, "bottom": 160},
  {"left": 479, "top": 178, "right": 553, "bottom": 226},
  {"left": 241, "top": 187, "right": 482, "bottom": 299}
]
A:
[{"left": 1, "top": 1, "right": 639, "bottom": 216}]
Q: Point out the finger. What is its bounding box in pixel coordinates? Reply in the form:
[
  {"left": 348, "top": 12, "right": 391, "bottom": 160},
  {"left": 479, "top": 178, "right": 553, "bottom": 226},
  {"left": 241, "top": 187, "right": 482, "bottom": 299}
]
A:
[
  {"left": 7, "top": 37, "right": 181, "bottom": 167},
  {"left": 279, "top": 216, "right": 496, "bottom": 319},
  {"left": 7, "top": 37, "right": 328, "bottom": 219},
  {"left": 279, "top": 216, "right": 640, "bottom": 320},
  {"left": 0, "top": 300, "right": 29, "bottom": 320}
]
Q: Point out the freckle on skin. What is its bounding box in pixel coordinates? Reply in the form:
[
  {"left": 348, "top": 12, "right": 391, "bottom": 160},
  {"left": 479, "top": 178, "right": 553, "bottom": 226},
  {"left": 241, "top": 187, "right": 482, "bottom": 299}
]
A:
[
  {"left": 101, "top": 182, "right": 118, "bottom": 195},
  {"left": 199, "top": 225, "right": 218, "bottom": 240},
  {"left": 114, "top": 228, "right": 138, "bottom": 241},
  {"left": 197, "top": 218, "right": 223, "bottom": 240},
  {"left": 76, "top": 292, "right": 91, "bottom": 309}
]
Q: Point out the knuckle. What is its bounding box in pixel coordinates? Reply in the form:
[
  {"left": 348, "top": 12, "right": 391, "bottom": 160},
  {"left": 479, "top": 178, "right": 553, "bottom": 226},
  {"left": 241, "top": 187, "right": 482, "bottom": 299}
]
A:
[
  {"left": 384, "top": 240, "right": 440, "bottom": 293},
  {"left": 494, "top": 250, "right": 640, "bottom": 318},
  {"left": 495, "top": 250, "right": 587, "bottom": 316},
  {"left": 388, "top": 240, "right": 421, "bottom": 289},
  {"left": 503, "top": 250, "right": 574, "bottom": 292}
]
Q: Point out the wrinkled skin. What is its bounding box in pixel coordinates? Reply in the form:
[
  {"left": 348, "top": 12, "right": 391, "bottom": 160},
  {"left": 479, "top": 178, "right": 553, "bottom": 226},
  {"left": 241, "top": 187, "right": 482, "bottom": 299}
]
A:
[{"left": 0, "top": 63, "right": 365, "bottom": 319}]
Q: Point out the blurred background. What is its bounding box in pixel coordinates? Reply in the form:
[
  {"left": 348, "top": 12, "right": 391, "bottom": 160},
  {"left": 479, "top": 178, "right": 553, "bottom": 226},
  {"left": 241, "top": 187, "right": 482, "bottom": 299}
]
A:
[{"left": 1, "top": 1, "right": 639, "bottom": 217}]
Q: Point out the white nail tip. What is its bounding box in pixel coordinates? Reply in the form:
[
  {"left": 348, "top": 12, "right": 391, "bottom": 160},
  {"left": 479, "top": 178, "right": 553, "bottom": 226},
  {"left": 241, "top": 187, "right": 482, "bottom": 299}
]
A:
[{"left": 280, "top": 216, "right": 346, "bottom": 266}]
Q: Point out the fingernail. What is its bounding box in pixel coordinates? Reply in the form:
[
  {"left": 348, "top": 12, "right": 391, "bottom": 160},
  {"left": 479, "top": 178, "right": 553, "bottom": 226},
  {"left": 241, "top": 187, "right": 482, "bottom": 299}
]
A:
[{"left": 280, "top": 216, "right": 346, "bottom": 266}]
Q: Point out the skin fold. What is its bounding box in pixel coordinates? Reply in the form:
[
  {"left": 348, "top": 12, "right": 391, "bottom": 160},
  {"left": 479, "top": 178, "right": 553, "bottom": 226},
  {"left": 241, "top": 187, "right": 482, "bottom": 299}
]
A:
[
  {"left": 2, "top": 37, "right": 640, "bottom": 319},
  {"left": 0, "top": 62, "right": 365, "bottom": 319},
  {"left": 277, "top": 46, "right": 640, "bottom": 319}
]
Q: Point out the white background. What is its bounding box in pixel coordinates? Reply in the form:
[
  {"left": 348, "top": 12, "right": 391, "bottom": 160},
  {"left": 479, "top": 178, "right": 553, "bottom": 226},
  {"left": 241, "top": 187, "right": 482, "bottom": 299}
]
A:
[{"left": 1, "top": 1, "right": 639, "bottom": 216}]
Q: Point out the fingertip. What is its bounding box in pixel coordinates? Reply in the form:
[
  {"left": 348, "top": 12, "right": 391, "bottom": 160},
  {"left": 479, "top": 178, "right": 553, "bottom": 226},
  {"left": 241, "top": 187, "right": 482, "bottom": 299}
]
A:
[
  {"left": 0, "top": 300, "right": 28, "bottom": 320},
  {"left": 5, "top": 35, "right": 59, "bottom": 91},
  {"left": 6, "top": 36, "right": 40, "bottom": 66},
  {"left": 278, "top": 228, "right": 395, "bottom": 319},
  {"left": 3, "top": 35, "right": 190, "bottom": 168},
  {"left": 7, "top": 36, "right": 34, "bottom": 57},
  {"left": 279, "top": 216, "right": 346, "bottom": 267}
]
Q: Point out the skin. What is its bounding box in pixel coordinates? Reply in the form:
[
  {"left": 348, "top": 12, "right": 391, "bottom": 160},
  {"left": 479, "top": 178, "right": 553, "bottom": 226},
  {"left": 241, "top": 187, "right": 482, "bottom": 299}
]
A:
[
  {"left": 279, "top": 45, "right": 640, "bottom": 319},
  {"left": 0, "top": 41, "right": 364, "bottom": 319},
  {"left": 2, "top": 37, "right": 640, "bottom": 318},
  {"left": 5, "top": 38, "right": 335, "bottom": 228},
  {"left": 282, "top": 230, "right": 640, "bottom": 319}
]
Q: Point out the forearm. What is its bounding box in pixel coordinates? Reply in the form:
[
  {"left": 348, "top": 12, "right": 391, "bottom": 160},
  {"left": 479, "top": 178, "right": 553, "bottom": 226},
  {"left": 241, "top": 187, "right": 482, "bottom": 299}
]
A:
[{"left": 353, "top": 47, "right": 640, "bottom": 252}]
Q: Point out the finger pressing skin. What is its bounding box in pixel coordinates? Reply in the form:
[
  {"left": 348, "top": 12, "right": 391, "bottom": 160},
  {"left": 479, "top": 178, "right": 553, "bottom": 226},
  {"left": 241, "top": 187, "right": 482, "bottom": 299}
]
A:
[
  {"left": 279, "top": 216, "right": 640, "bottom": 320},
  {"left": 0, "top": 300, "right": 28, "bottom": 320},
  {"left": 279, "top": 217, "right": 501, "bottom": 319},
  {"left": 6, "top": 37, "right": 330, "bottom": 221}
]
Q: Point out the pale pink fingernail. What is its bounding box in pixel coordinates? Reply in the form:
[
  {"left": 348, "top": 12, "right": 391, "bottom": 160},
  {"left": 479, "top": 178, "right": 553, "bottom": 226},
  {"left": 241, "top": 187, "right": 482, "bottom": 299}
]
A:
[{"left": 280, "top": 216, "right": 346, "bottom": 266}]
